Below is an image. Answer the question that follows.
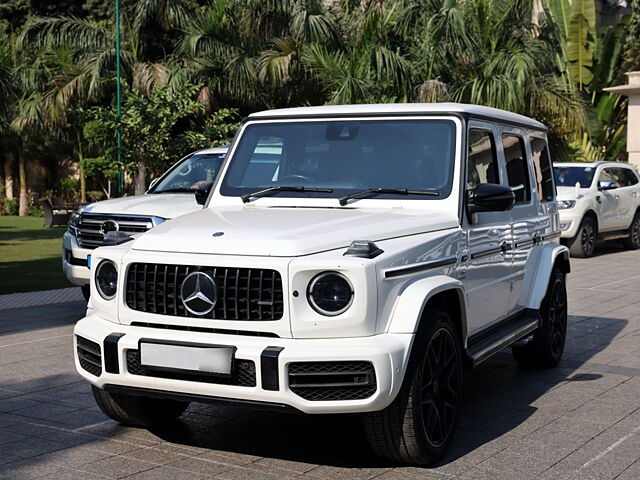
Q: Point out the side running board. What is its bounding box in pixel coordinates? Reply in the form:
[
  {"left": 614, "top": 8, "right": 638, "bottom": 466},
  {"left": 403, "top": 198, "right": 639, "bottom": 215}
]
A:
[{"left": 466, "top": 310, "right": 540, "bottom": 367}]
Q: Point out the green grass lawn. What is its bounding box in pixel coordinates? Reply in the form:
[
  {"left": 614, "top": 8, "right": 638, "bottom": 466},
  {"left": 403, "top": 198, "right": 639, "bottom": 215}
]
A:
[{"left": 0, "top": 216, "right": 72, "bottom": 294}]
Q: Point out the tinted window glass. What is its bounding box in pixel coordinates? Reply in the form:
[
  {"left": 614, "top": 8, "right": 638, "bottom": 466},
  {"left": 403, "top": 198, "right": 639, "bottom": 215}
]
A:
[
  {"left": 625, "top": 168, "right": 639, "bottom": 186},
  {"left": 503, "top": 134, "right": 531, "bottom": 203},
  {"left": 610, "top": 168, "right": 629, "bottom": 187},
  {"left": 530, "top": 137, "right": 554, "bottom": 201},
  {"left": 221, "top": 120, "right": 457, "bottom": 200},
  {"left": 554, "top": 166, "right": 595, "bottom": 187},
  {"left": 467, "top": 129, "right": 499, "bottom": 190},
  {"left": 153, "top": 153, "right": 226, "bottom": 193}
]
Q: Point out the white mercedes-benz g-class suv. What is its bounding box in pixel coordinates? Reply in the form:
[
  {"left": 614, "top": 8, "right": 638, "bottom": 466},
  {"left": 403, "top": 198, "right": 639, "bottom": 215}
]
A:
[
  {"left": 74, "top": 104, "right": 569, "bottom": 465},
  {"left": 64, "top": 147, "right": 227, "bottom": 299},
  {"left": 554, "top": 161, "right": 640, "bottom": 257}
]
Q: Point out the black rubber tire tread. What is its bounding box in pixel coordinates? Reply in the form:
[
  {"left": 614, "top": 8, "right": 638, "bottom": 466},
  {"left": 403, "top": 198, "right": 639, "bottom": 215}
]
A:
[
  {"left": 623, "top": 212, "right": 640, "bottom": 250},
  {"left": 512, "top": 268, "right": 567, "bottom": 368},
  {"left": 363, "top": 309, "right": 462, "bottom": 465},
  {"left": 92, "top": 386, "right": 189, "bottom": 428},
  {"left": 567, "top": 216, "right": 596, "bottom": 258},
  {"left": 81, "top": 285, "right": 90, "bottom": 302}
]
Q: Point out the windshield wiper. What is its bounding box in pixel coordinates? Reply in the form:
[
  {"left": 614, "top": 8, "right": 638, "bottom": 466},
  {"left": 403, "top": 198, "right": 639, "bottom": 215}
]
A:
[
  {"left": 338, "top": 188, "right": 440, "bottom": 206},
  {"left": 154, "top": 187, "right": 197, "bottom": 194},
  {"left": 241, "top": 186, "right": 333, "bottom": 203}
]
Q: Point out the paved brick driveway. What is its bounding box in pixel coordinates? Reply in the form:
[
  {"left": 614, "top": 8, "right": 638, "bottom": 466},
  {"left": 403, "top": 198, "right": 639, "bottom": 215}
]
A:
[{"left": 1, "top": 245, "right": 640, "bottom": 479}]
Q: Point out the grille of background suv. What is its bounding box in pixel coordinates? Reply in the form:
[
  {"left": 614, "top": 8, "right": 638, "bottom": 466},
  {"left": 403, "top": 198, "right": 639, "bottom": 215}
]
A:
[
  {"left": 76, "top": 214, "right": 154, "bottom": 249},
  {"left": 288, "top": 361, "right": 377, "bottom": 401},
  {"left": 125, "top": 263, "right": 284, "bottom": 321}
]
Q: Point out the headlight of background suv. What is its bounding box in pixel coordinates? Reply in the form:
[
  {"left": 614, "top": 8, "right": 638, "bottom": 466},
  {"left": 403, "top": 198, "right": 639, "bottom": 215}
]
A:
[
  {"left": 95, "top": 260, "right": 118, "bottom": 300},
  {"left": 307, "top": 271, "right": 354, "bottom": 316},
  {"left": 557, "top": 200, "right": 576, "bottom": 210},
  {"left": 67, "top": 211, "right": 81, "bottom": 235}
]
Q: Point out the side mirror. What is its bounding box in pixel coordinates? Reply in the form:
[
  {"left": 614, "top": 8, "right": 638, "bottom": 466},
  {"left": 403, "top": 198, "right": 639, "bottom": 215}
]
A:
[
  {"left": 467, "top": 183, "right": 516, "bottom": 215},
  {"left": 598, "top": 180, "right": 618, "bottom": 191},
  {"left": 195, "top": 181, "right": 214, "bottom": 205}
]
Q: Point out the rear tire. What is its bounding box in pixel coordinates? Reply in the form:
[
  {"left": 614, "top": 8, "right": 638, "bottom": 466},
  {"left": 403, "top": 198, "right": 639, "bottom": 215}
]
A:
[
  {"left": 568, "top": 216, "right": 597, "bottom": 258},
  {"left": 81, "top": 285, "right": 90, "bottom": 302},
  {"left": 363, "top": 309, "right": 463, "bottom": 465},
  {"left": 92, "top": 386, "right": 189, "bottom": 428},
  {"left": 512, "top": 268, "right": 567, "bottom": 368},
  {"left": 623, "top": 212, "right": 640, "bottom": 250}
]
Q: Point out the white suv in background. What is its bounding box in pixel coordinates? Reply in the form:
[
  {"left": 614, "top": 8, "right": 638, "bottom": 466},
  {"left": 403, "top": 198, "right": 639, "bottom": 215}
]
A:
[
  {"left": 74, "top": 104, "right": 570, "bottom": 465},
  {"left": 555, "top": 161, "right": 640, "bottom": 257},
  {"left": 64, "top": 147, "right": 227, "bottom": 298}
]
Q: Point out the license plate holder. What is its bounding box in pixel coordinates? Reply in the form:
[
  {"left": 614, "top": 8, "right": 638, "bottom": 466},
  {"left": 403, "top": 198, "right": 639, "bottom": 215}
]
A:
[{"left": 138, "top": 339, "right": 235, "bottom": 376}]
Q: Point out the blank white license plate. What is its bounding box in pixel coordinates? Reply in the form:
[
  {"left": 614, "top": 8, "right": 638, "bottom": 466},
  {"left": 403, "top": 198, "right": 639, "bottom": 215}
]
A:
[{"left": 139, "top": 342, "right": 233, "bottom": 375}]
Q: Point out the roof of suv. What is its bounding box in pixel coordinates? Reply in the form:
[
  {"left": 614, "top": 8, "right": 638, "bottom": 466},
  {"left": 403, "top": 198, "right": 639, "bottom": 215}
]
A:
[{"left": 248, "top": 103, "right": 547, "bottom": 131}]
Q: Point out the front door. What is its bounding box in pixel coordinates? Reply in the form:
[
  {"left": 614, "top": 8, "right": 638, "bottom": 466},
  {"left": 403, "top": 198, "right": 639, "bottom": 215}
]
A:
[
  {"left": 595, "top": 168, "right": 622, "bottom": 232},
  {"left": 463, "top": 123, "right": 511, "bottom": 335}
]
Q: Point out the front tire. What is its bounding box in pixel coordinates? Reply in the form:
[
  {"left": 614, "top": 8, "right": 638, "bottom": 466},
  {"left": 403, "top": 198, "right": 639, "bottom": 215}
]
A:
[
  {"left": 92, "top": 386, "right": 189, "bottom": 428},
  {"left": 364, "top": 309, "right": 463, "bottom": 465},
  {"left": 512, "top": 268, "right": 567, "bottom": 368},
  {"left": 623, "top": 212, "right": 640, "bottom": 250},
  {"left": 568, "top": 216, "right": 597, "bottom": 258}
]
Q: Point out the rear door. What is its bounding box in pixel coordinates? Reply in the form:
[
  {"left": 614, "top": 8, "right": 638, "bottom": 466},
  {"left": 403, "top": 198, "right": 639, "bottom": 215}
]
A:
[
  {"left": 595, "top": 168, "right": 621, "bottom": 232},
  {"left": 463, "top": 122, "right": 511, "bottom": 334},
  {"left": 501, "top": 129, "right": 547, "bottom": 317},
  {"left": 609, "top": 167, "right": 637, "bottom": 229}
]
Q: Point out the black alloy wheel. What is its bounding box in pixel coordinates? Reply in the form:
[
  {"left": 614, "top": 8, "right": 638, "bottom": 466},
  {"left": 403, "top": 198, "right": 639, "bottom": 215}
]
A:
[
  {"left": 623, "top": 213, "right": 640, "bottom": 249},
  {"left": 547, "top": 275, "right": 568, "bottom": 359},
  {"left": 419, "top": 327, "right": 460, "bottom": 448},
  {"left": 580, "top": 220, "right": 596, "bottom": 257}
]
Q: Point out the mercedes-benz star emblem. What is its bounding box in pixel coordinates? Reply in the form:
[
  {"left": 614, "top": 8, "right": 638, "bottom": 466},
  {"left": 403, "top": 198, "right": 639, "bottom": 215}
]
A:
[
  {"left": 100, "top": 220, "right": 119, "bottom": 235},
  {"left": 180, "top": 271, "right": 217, "bottom": 316}
]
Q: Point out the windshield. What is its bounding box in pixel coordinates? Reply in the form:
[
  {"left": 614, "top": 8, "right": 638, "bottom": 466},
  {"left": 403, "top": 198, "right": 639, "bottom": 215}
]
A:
[
  {"left": 220, "top": 119, "right": 456, "bottom": 200},
  {"left": 152, "top": 153, "right": 226, "bottom": 193},
  {"left": 554, "top": 166, "right": 595, "bottom": 188}
]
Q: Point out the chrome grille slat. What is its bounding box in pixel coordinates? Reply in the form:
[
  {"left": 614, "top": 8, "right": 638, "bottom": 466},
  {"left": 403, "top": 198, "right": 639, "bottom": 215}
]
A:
[
  {"left": 125, "top": 263, "right": 284, "bottom": 321},
  {"left": 76, "top": 214, "right": 156, "bottom": 249}
]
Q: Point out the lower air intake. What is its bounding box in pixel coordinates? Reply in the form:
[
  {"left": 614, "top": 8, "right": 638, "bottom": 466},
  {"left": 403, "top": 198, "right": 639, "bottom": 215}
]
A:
[
  {"left": 126, "top": 350, "right": 256, "bottom": 387},
  {"left": 288, "top": 361, "right": 376, "bottom": 401},
  {"left": 77, "top": 336, "right": 102, "bottom": 377}
]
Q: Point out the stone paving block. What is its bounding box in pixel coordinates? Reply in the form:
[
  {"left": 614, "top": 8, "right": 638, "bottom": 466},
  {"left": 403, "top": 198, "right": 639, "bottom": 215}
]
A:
[
  {"left": 165, "top": 456, "right": 233, "bottom": 476},
  {"left": 0, "top": 458, "right": 63, "bottom": 480},
  {"left": 123, "top": 465, "right": 210, "bottom": 480},
  {"left": 76, "top": 455, "right": 158, "bottom": 478},
  {"left": 2, "top": 436, "right": 68, "bottom": 458},
  {"left": 303, "top": 465, "right": 391, "bottom": 480}
]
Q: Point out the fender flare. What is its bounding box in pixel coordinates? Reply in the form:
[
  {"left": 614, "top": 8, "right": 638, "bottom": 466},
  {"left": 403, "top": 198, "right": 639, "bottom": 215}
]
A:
[
  {"left": 520, "top": 243, "right": 570, "bottom": 311},
  {"left": 386, "top": 274, "right": 468, "bottom": 343}
]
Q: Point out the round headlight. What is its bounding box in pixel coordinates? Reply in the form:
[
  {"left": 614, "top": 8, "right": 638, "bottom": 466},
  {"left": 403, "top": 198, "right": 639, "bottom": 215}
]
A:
[
  {"left": 307, "top": 272, "right": 354, "bottom": 316},
  {"left": 96, "top": 260, "right": 118, "bottom": 300}
]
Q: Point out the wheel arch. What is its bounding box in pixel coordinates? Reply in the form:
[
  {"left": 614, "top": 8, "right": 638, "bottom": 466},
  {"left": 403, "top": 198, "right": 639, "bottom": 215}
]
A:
[
  {"left": 386, "top": 275, "right": 468, "bottom": 346},
  {"left": 520, "top": 243, "right": 570, "bottom": 311},
  {"left": 583, "top": 209, "right": 598, "bottom": 230}
]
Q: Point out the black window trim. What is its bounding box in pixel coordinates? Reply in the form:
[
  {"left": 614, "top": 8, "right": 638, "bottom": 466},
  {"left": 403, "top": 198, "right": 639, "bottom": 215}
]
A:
[
  {"left": 466, "top": 126, "right": 501, "bottom": 190},
  {"left": 528, "top": 134, "right": 555, "bottom": 203}
]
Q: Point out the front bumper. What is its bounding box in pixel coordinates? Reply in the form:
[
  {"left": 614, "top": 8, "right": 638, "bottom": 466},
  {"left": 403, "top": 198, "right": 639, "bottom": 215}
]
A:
[
  {"left": 74, "top": 314, "right": 413, "bottom": 414},
  {"left": 558, "top": 209, "right": 582, "bottom": 238},
  {"left": 62, "top": 231, "right": 92, "bottom": 285}
]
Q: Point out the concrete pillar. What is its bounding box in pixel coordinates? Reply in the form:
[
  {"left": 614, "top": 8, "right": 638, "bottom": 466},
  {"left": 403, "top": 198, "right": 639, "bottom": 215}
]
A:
[{"left": 604, "top": 72, "right": 640, "bottom": 169}]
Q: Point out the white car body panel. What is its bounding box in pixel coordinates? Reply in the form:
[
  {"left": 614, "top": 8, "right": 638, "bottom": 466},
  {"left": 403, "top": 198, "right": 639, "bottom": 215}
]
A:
[{"left": 74, "top": 104, "right": 567, "bottom": 415}]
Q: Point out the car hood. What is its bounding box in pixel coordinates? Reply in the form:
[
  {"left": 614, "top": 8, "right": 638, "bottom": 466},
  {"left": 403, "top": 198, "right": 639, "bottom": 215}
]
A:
[
  {"left": 82, "top": 193, "right": 200, "bottom": 219},
  {"left": 556, "top": 186, "right": 587, "bottom": 200},
  {"left": 132, "top": 206, "right": 459, "bottom": 257}
]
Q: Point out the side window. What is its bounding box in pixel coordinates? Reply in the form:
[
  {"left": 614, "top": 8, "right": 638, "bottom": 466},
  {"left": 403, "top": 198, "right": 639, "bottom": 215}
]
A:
[
  {"left": 467, "top": 129, "right": 499, "bottom": 190},
  {"left": 502, "top": 134, "right": 531, "bottom": 204},
  {"left": 624, "top": 168, "right": 639, "bottom": 186},
  {"left": 598, "top": 169, "right": 614, "bottom": 185},
  {"left": 611, "top": 168, "right": 629, "bottom": 187},
  {"left": 530, "top": 137, "right": 555, "bottom": 201}
]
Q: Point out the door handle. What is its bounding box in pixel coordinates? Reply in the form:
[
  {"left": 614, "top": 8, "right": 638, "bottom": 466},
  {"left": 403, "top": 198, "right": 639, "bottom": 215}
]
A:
[
  {"left": 596, "top": 195, "right": 601, "bottom": 204},
  {"left": 632, "top": 192, "right": 638, "bottom": 198},
  {"left": 614, "top": 194, "right": 620, "bottom": 199}
]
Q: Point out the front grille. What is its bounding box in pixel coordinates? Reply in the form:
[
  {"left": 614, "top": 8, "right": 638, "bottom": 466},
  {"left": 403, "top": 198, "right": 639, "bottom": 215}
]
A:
[
  {"left": 125, "top": 263, "right": 284, "bottom": 321},
  {"left": 126, "top": 350, "right": 256, "bottom": 387},
  {"left": 77, "top": 336, "right": 102, "bottom": 376},
  {"left": 76, "top": 214, "right": 155, "bottom": 249},
  {"left": 288, "top": 361, "right": 376, "bottom": 401}
]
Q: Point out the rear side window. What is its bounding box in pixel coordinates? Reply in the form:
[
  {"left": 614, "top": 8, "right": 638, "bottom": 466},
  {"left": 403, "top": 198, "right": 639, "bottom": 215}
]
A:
[
  {"left": 530, "top": 137, "right": 555, "bottom": 201},
  {"left": 608, "top": 168, "right": 630, "bottom": 188},
  {"left": 467, "top": 129, "right": 499, "bottom": 190},
  {"left": 624, "top": 168, "right": 639, "bottom": 186},
  {"left": 503, "top": 134, "right": 531, "bottom": 204}
]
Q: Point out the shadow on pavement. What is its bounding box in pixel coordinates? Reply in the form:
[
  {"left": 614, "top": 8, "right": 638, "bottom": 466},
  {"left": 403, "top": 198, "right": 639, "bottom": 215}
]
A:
[{"left": 0, "top": 301, "right": 85, "bottom": 336}]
